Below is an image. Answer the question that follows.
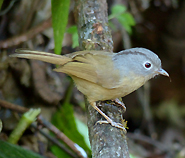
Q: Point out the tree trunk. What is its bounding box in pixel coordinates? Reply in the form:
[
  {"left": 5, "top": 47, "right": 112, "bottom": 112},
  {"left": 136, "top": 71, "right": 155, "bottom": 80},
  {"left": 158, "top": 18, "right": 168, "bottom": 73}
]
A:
[{"left": 74, "top": 0, "right": 130, "bottom": 157}]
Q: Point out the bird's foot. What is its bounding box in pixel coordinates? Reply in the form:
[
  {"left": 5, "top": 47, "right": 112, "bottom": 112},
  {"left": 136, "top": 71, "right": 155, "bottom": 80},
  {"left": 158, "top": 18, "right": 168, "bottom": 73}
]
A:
[
  {"left": 112, "top": 98, "right": 126, "bottom": 112},
  {"left": 96, "top": 120, "right": 127, "bottom": 134}
]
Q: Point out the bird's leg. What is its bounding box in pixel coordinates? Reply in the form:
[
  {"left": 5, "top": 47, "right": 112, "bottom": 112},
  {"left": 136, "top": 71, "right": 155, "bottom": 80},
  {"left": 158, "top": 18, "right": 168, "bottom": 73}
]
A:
[
  {"left": 90, "top": 101, "right": 127, "bottom": 133},
  {"left": 112, "top": 98, "right": 126, "bottom": 112}
]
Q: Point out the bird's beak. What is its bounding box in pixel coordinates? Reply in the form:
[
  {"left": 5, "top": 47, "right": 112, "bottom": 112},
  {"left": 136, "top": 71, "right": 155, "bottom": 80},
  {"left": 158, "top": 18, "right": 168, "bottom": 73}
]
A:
[{"left": 158, "top": 68, "right": 169, "bottom": 77}]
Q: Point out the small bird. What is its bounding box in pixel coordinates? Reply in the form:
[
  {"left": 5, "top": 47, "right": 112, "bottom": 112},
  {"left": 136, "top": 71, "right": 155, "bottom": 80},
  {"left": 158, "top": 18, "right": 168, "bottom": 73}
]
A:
[{"left": 10, "top": 48, "right": 169, "bottom": 133}]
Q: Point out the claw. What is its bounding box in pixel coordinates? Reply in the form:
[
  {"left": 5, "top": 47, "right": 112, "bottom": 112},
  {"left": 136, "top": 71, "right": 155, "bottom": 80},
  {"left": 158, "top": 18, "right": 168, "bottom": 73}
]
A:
[
  {"left": 96, "top": 120, "right": 127, "bottom": 134},
  {"left": 90, "top": 101, "right": 127, "bottom": 134},
  {"left": 113, "top": 98, "right": 126, "bottom": 112}
]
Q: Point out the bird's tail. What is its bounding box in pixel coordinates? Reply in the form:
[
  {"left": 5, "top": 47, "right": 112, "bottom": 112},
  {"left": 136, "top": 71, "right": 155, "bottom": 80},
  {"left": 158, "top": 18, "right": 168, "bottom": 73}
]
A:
[{"left": 10, "top": 49, "right": 72, "bottom": 65}]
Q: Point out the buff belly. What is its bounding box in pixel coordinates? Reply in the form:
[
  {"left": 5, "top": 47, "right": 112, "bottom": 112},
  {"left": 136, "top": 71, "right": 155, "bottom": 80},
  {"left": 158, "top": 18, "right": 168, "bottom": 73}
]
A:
[{"left": 72, "top": 76, "right": 145, "bottom": 102}]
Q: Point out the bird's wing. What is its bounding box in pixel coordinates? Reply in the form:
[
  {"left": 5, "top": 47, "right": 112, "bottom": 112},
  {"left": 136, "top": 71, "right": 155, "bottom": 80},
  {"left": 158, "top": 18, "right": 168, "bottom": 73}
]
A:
[
  {"left": 11, "top": 49, "right": 123, "bottom": 89},
  {"left": 55, "top": 51, "right": 122, "bottom": 89}
]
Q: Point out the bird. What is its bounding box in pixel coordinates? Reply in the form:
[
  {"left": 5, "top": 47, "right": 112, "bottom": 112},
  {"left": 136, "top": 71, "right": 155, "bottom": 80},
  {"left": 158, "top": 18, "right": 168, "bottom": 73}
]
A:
[{"left": 10, "top": 48, "right": 169, "bottom": 133}]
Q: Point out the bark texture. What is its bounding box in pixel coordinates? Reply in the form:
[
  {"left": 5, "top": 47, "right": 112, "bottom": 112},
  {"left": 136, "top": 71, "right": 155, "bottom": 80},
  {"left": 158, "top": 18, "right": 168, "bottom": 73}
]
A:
[{"left": 74, "top": 0, "right": 130, "bottom": 157}]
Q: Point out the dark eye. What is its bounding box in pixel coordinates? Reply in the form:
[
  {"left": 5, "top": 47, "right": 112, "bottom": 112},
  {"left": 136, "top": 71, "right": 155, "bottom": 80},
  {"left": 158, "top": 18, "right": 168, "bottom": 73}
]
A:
[{"left": 145, "top": 62, "right": 151, "bottom": 68}]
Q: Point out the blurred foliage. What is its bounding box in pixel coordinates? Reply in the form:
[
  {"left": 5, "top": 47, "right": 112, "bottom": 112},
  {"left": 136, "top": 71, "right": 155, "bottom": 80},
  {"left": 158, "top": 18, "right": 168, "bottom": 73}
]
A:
[
  {"left": 0, "top": 0, "right": 3, "bottom": 9},
  {"left": 130, "top": 154, "right": 138, "bottom": 158},
  {"left": 8, "top": 109, "right": 41, "bottom": 144},
  {"left": 109, "top": 4, "right": 135, "bottom": 34},
  {"left": 51, "top": 102, "right": 91, "bottom": 157},
  {"left": 156, "top": 100, "right": 185, "bottom": 128},
  {"left": 50, "top": 145, "right": 72, "bottom": 158},
  {"left": 0, "top": 140, "right": 43, "bottom": 158},
  {"left": 75, "top": 118, "right": 90, "bottom": 149},
  {"left": 176, "top": 148, "right": 185, "bottom": 158},
  {"left": 51, "top": 80, "right": 90, "bottom": 157},
  {"left": 51, "top": 0, "right": 70, "bottom": 55},
  {"left": 0, "top": 119, "right": 2, "bottom": 133},
  {"left": 67, "top": 26, "right": 79, "bottom": 48}
]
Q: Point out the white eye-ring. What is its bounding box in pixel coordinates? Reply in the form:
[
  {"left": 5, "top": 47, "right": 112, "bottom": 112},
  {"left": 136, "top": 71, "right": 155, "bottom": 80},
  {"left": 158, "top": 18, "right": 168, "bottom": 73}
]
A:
[{"left": 144, "top": 62, "right": 152, "bottom": 69}]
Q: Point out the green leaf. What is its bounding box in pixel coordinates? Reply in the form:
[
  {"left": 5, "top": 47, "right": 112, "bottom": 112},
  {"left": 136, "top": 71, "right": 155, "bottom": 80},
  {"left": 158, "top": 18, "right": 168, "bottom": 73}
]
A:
[
  {"left": 130, "top": 154, "right": 138, "bottom": 158},
  {"left": 51, "top": 0, "right": 70, "bottom": 55},
  {"left": 116, "top": 13, "right": 136, "bottom": 34},
  {"left": 51, "top": 146, "right": 72, "bottom": 158},
  {"left": 112, "top": 5, "right": 126, "bottom": 14},
  {"left": 122, "top": 13, "right": 136, "bottom": 26},
  {"left": 0, "top": 140, "right": 43, "bottom": 158},
  {"left": 67, "top": 26, "right": 79, "bottom": 48},
  {"left": 109, "top": 5, "right": 127, "bottom": 19},
  {"left": 51, "top": 103, "right": 91, "bottom": 157},
  {"left": 75, "top": 118, "right": 91, "bottom": 149},
  {"left": 108, "top": 4, "right": 136, "bottom": 34},
  {"left": 71, "top": 32, "right": 79, "bottom": 48},
  {"left": 67, "top": 25, "right": 77, "bottom": 34}
]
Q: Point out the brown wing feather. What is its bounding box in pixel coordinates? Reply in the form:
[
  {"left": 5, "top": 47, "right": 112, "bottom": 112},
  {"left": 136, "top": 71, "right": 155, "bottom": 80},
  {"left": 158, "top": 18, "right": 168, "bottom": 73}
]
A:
[
  {"left": 10, "top": 49, "right": 71, "bottom": 65},
  {"left": 54, "top": 62, "right": 97, "bottom": 83},
  {"left": 55, "top": 52, "right": 122, "bottom": 89}
]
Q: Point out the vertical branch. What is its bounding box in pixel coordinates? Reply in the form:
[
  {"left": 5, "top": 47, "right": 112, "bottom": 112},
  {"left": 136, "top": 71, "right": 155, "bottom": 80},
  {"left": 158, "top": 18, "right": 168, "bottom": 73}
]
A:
[
  {"left": 74, "top": 0, "right": 113, "bottom": 51},
  {"left": 74, "top": 0, "right": 130, "bottom": 157}
]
